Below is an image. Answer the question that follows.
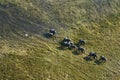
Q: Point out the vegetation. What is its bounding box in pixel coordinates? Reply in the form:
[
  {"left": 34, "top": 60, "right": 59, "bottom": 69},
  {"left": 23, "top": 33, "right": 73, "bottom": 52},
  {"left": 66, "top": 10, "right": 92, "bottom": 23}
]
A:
[{"left": 0, "top": 0, "right": 120, "bottom": 80}]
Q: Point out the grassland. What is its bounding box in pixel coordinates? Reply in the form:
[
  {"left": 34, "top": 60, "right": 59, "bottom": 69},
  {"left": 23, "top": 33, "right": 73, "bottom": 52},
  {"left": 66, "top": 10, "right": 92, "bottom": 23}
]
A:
[{"left": 0, "top": 0, "right": 120, "bottom": 80}]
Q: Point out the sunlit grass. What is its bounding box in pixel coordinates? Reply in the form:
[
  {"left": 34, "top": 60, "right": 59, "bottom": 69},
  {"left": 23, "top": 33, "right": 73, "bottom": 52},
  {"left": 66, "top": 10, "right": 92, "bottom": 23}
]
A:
[{"left": 0, "top": 0, "right": 120, "bottom": 80}]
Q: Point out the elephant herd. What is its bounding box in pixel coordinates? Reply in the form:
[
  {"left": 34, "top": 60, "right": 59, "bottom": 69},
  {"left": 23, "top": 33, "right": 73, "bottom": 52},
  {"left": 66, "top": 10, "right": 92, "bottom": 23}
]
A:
[
  {"left": 46, "top": 29, "right": 107, "bottom": 63},
  {"left": 61, "top": 37, "right": 85, "bottom": 53}
]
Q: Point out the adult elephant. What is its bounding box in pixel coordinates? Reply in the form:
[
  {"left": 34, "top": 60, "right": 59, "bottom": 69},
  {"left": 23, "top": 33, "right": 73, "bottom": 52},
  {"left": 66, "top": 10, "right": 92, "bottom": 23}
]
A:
[
  {"left": 49, "top": 29, "right": 57, "bottom": 35},
  {"left": 63, "top": 37, "right": 71, "bottom": 42},
  {"left": 70, "top": 44, "right": 77, "bottom": 50},
  {"left": 77, "top": 47, "right": 85, "bottom": 53},
  {"left": 62, "top": 41, "right": 71, "bottom": 48},
  {"left": 78, "top": 39, "right": 85, "bottom": 46},
  {"left": 46, "top": 32, "right": 54, "bottom": 38},
  {"left": 99, "top": 56, "right": 107, "bottom": 62},
  {"left": 88, "top": 52, "right": 97, "bottom": 59}
]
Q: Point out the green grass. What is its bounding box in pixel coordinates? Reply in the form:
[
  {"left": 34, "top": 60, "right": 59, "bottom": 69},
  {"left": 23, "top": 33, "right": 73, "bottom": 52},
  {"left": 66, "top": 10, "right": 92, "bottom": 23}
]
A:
[{"left": 0, "top": 0, "right": 120, "bottom": 80}]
